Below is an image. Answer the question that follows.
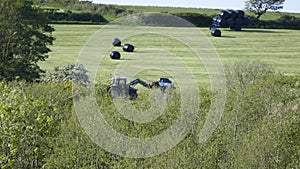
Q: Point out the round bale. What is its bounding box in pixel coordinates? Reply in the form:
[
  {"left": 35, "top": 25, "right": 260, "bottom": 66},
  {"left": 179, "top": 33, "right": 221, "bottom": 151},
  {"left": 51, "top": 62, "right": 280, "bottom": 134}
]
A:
[
  {"left": 212, "top": 16, "right": 227, "bottom": 27},
  {"left": 212, "top": 16, "right": 220, "bottom": 22},
  {"left": 226, "top": 18, "right": 235, "bottom": 27},
  {"left": 230, "top": 26, "right": 242, "bottom": 31},
  {"left": 123, "top": 43, "right": 135, "bottom": 52},
  {"left": 211, "top": 28, "right": 221, "bottom": 37},
  {"left": 112, "top": 37, "right": 121, "bottom": 46},
  {"left": 242, "top": 16, "right": 251, "bottom": 26},
  {"left": 219, "top": 10, "right": 230, "bottom": 19},
  {"left": 235, "top": 18, "right": 243, "bottom": 26},
  {"left": 236, "top": 10, "right": 245, "bottom": 19},
  {"left": 110, "top": 50, "right": 121, "bottom": 59},
  {"left": 218, "top": 18, "right": 227, "bottom": 27},
  {"left": 228, "top": 10, "right": 237, "bottom": 19}
]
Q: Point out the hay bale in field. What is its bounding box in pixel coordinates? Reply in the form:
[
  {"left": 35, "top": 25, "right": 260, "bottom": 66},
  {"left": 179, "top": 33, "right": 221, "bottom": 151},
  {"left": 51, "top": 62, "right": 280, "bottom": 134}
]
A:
[
  {"left": 235, "top": 10, "right": 245, "bottom": 19},
  {"left": 219, "top": 10, "right": 230, "bottom": 19},
  {"left": 235, "top": 18, "right": 243, "bottom": 25},
  {"left": 210, "top": 9, "right": 250, "bottom": 32},
  {"left": 122, "top": 43, "right": 135, "bottom": 52},
  {"left": 112, "top": 37, "right": 121, "bottom": 46},
  {"left": 230, "top": 26, "right": 242, "bottom": 31},
  {"left": 213, "top": 16, "right": 227, "bottom": 27},
  {"left": 228, "top": 10, "right": 238, "bottom": 19},
  {"left": 110, "top": 50, "right": 121, "bottom": 59},
  {"left": 211, "top": 28, "right": 221, "bottom": 37},
  {"left": 227, "top": 18, "right": 235, "bottom": 27},
  {"left": 212, "top": 16, "right": 220, "bottom": 22},
  {"left": 242, "top": 16, "right": 251, "bottom": 26}
]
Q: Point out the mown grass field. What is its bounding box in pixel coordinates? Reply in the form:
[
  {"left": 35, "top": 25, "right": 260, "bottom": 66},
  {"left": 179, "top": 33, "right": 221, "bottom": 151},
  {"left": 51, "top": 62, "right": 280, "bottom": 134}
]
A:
[{"left": 40, "top": 24, "right": 300, "bottom": 86}]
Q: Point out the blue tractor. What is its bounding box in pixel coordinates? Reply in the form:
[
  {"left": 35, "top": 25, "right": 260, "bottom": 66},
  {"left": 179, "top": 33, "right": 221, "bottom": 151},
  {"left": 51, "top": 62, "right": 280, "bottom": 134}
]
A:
[{"left": 108, "top": 76, "right": 175, "bottom": 99}]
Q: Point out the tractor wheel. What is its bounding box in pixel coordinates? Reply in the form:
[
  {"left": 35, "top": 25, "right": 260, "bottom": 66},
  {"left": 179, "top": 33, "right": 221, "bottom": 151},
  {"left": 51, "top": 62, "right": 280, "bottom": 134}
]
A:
[{"left": 129, "top": 92, "right": 137, "bottom": 100}]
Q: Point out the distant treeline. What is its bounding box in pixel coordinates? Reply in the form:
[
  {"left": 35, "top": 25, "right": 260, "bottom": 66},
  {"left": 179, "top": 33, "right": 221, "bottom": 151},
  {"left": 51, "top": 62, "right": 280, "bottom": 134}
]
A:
[
  {"left": 253, "top": 15, "right": 300, "bottom": 29},
  {"left": 46, "top": 11, "right": 300, "bottom": 29},
  {"left": 173, "top": 12, "right": 300, "bottom": 29},
  {"left": 46, "top": 10, "right": 108, "bottom": 23}
]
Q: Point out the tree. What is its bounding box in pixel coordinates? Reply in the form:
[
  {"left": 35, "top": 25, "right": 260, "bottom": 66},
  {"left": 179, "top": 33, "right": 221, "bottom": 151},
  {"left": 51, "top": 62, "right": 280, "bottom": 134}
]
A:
[
  {"left": 245, "top": 0, "right": 285, "bottom": 19},
  {"left": 0, "top": 0, "right": 54, "bottom": 81},
  {"left": 41, "top": 64, "right": 90, "bottom": 87}
]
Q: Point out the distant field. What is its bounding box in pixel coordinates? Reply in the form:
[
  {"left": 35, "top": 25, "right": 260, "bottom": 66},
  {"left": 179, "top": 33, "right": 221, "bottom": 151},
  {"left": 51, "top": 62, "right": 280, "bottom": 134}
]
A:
[
  {"left": 40, "top": 24, "right": 300, "bottom": 88},
  {"left": 38, "top": 2, "right": 300, "bottom": 22},
  {"left": 120, "top": 5, "right": 300, "bottom": 20}
]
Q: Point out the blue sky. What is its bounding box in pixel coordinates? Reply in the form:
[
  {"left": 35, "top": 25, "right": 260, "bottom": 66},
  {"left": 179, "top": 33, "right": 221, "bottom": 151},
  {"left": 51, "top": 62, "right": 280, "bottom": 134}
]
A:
[{"left": 92, "top": 0, "right": 300, "bottom": 13}]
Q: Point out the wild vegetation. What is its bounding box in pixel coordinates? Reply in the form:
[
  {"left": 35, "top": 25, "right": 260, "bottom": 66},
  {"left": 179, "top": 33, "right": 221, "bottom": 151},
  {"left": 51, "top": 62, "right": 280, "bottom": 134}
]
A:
[
  {"left": 0, "top": 0, "right": 54, "bottom": 81},
  {"left": 1, "top": 62, "right": 299, "bottom": 168},
  {"left": 245, "top": 0, "right": 285, "bottom": 19}
]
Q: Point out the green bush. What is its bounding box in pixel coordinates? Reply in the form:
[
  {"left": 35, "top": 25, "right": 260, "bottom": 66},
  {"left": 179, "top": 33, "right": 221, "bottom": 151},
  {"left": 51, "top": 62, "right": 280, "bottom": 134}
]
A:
[
  {"left": 0, "top": 81, "right": 72, "bottom": 168},
  {"left": 41, "top": 64, "right": 90, "bottom": 87}
]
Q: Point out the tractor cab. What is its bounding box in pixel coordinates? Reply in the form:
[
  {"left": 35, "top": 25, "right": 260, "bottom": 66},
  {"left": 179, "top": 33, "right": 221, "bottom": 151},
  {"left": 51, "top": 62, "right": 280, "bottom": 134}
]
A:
[
  {"left": 109, "top": 77, "right": 138, "bottom": 99},
  {"left": 110, "top": 77, "right": 128, "bottom": 97},
  {"left": 111, "top": 76, "right": 127, "bottom": 89}
]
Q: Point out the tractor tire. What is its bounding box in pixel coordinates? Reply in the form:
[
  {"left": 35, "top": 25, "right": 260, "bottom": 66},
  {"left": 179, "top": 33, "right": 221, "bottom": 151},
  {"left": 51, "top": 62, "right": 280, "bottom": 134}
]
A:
[
  {"left": 129, "top": 87, "right": 138, "bottom": 99},
  {"left": 129, "top": 93, "right": 137, "bottom": 100}
]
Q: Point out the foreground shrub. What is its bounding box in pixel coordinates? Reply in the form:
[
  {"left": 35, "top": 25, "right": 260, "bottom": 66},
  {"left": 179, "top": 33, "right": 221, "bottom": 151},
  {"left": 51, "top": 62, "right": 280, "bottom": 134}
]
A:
[{"left": 0, "top": 81, "right": 72, "bottom": 168}]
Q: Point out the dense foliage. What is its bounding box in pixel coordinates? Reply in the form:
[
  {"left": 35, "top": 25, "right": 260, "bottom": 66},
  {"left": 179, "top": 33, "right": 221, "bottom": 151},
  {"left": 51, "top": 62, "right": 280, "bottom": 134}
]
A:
[
  {"left": 0, "top": 62, "right": 299, "bottom": 168},
  {"left": 33, "top": 0, "right": 130, "bottom": 22},
  {"left": 245, "top": 0, "right": 285, "bottom": 19},
  {"left": 46, "top": 11, "right": 108, "bottom": 23},
  {"left": 41, "top": 64, "right": 90, "bottom": 87},
  {"left": 0, "top": 81, "right": 73, "bottom": 168},
  {"left": 0, "top": 0, "right": 54, "bottom": 81}
]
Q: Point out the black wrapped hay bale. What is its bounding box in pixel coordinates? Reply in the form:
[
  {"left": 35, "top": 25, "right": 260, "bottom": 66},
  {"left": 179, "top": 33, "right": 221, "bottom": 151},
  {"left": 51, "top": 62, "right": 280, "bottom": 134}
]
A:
[
  {"left": 122, "top": 43, "right": 135, "bottom": 52},
  {"left": 230, "top": 26, "right": 242, "bottom": 31},
  {"left": 112, "top": 37, "right": 121, "bottom": 46},
  {"left": 210, "top": 9, "right": 250, "bottom": 32},
  {"left": 110, "top": 50, "right": 121, "bottom": 59},
  {"left": 227, "top": 18, "right": 235, "bottom": 27},
  {"left": 228, "top": 10, "right": 238, "bottom": 19},
  {"left": 236, "top": 10, "right": 245, "bottom": 19},
  {"left": 211, "top": 28, "right": 221, "bottom": 37},
  {"left": 212, "top": 16, "right": 220, "bottom": 22},
  {"left": 219, "top": 10, "right": 230, "bottom": 19},
  {"left": 213, "top": 16, "right": 227, "bottom": 27},
  {"left": 242, "top": 16, "right": 251, "bottom": 26},
  {"left": 235, "top": 18, "right": 243, "bottom": 25}
]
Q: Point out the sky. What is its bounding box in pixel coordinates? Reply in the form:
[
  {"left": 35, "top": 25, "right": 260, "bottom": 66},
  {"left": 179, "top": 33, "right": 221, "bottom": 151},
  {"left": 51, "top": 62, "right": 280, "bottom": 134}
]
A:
[{"left": 92, "top": 0, "right": 300, "bottom": 13}]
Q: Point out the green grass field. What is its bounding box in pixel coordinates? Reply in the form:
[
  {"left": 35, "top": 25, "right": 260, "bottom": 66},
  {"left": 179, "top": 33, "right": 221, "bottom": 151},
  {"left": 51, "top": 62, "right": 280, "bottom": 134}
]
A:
[{"left": 40, "top": 24, "right": 300, "bottom": 84}]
